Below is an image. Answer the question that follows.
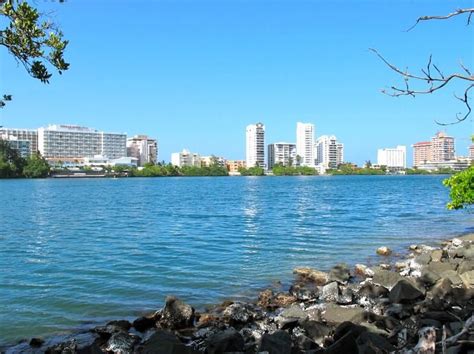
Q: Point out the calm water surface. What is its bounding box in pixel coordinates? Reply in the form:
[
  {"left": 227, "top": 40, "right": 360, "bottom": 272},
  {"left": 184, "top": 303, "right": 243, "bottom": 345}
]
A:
[{"left": 0, "top": 176, "right": 472, "bottom": 344}]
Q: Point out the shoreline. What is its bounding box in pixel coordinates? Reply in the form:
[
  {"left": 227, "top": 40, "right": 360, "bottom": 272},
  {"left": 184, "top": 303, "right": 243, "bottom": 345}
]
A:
[{"left": 3, "top": 233, "right": 473, "bottom": 353}]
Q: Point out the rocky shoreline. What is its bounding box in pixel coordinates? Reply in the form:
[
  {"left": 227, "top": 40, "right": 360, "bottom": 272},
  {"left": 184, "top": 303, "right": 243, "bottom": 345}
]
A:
[{"left": 5, "top": 234, "right": 474, "bottom": 354}]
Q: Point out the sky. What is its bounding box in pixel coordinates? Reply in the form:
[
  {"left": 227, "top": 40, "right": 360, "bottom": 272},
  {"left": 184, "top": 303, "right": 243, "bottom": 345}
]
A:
[{"left": 1, "top": 0, "right": 473, "bottom": 165}]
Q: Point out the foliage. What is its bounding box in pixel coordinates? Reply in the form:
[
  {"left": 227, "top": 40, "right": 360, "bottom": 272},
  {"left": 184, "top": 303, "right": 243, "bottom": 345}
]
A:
[
  {"left": 272, "top": 164, "right": 318, "bottom": 176},
  {"left": 1, "top": 0, "right": 69, "bottom": 107},
  {"left": 238, "top": 166, "right": 265, "bottom": 176},
  {"left": 130, "top": 163, "right": 228, "bottom": 177},
  {"left": 0, "top": 138, "right": 25, "bottom": 177},
  {"left": 443, "top": 167, "right": 474, "bottom": 210},
  {"left": 326, "top": 163, "right": 386, "bottom": 175},
  {"left": 23, "top": 153, "right": 50, "bottom": 178}
]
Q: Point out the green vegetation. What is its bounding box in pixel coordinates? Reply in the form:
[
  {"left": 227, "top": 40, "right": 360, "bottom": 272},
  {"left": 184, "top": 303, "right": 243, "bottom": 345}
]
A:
[
  {"left": 443, "top": 166, "right": 474, "bottom": 210},
  {"left": 1, "top": 0, "right": 69, "bottom": 107},
  {"left": 0, "top": 140, "right": 50, "bottom": 178},
  {"left": 326, "top": 163, "right": 386, "bottom": 175},
  {"left": 271, "top": 164, "right": 318, "bottom": 176},
  {"left": 131, "top": 163, "right": 228, "bottom": 177},
  {"left": 238, "top": 166, "right": 265, "bottom": 176}
]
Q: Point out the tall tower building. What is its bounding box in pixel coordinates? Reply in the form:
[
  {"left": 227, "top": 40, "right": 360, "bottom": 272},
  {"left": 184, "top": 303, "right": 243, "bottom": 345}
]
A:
[
  {"left": 268, "top": 143, "right": 296, "bottom": 169},
  {"left": 315, "top": 135, "right": 344, "bottom": 170},
  {"left": 296, "top": 122, "right": 315, "bottom": 167},
  {"left": 246, "top": 123, "right": 265, "bottom": 168},
  {"left": 412, "top": 141, "right": 432, "bottom": 168},
  {"left": 431, "top": 131, "right": 455, "bottom": 162},
  {"left": 127, "top": 135, "right": 158, "bottom": 166},
  {"left": 377, "top": 145, "right": 407, "bottom": 168}
]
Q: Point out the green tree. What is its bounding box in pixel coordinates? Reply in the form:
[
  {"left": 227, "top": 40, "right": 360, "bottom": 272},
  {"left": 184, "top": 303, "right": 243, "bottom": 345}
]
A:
[
  {"left": 23, "top": 153, "right": 50, "bottom": 178},
  {"left": 0, "top": 138, "right": 25, "bottom": 177},
  {"left": 1, "top": 0, "right": 69, "bottom": 107},
  {"left": 443, "top": 167, "right": 474, "bottom": 210}
]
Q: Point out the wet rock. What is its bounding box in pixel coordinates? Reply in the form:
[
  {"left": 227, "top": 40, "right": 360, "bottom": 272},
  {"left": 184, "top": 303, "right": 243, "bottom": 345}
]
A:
[
  {"left": 354, "top": 264, "right": 374, "bottom": 278},
  {"left": 337, "top": 287, "right": 354, "bottom": 305},
  {"left": 376, "top": 246, "right": 392, "bottom": 256},
  {"left": 259, "top": 330, "right": 292, "bottom": 354},
  {"left": 206, "top": 328, "right": 245, "bottom": 354},
  {"left": 293, "top": 267, "right": 328, "bottom": 285},
  {"left": 299, "top": 320, "right": 332, "bottom": 346},
  {"left": 223, "top": 303, "right": 255, "bottom": 324},
  {"left": 389, "top": 279, "right": 424, "bottom": 304},
  {"left": 257, "top": 289, "right": 274, "bottom": 308},
  {"left": 133, "top": 316, "right": 155, "bottom": 332},
  {"left": 105, "top": 332, "right": 139, "bottom": 353},
  {"left": 372, "top": 270, "right": 403, "bottom": 290},
  {"left": 357, "top": 282, "right": 389, "bottom": 298},
  {"left": 273, "top": 292, "right": 298, "bottom": 307},
  {"left": 46, "top": 340, "right": 78, "bottom": 354},
  {"left": 289, "top": 282, "right": 319, "bottom": 301},
  {"left": 328, "top": 263, "right": 351, "bottom": 284},
  {"left": 294, "top": 334, "right": 320, "bottom": 352},
  {"left": 139, "top": 330, "right": 197, "bottom": 354},
  {"left": 356, "top": 332, "right": 395, "bottom": 353},
  {"left": 323, "top": 305, "right": 365, "bottom": 325},
  {"left": 279, "top": 303, "right": 307, "bottom": 321},
  {"left": 29, "top": 337, "right": 44, "bottom": 347},
  {"left": 160, "top": 296, "right": 195, "bottom": 329},
  {"left": 321, "top": 282, "right": 339, "bottom": 302}
]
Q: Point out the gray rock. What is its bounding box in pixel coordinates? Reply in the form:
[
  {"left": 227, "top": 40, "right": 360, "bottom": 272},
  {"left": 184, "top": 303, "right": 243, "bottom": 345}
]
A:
[
  {"left": 357, "top": 282, "right": 389, "bottom": 298},
  {"left": 105, "top": 332, "right": 139, "bottom": 354},
  {"left": 457, "top": 260, "right": 474, "bottom": 274},
  {"left": 372, "top": 270, "right": 403, "bottom": 290},
  {"left": 323, "top": 305, "right": 365, "bottom": 325},
  {"left": 328, "top": 263, "right": 351, "bottom": 284},
  {"left": 160, "top": 296, "right": 195, "bottom": 329},
  {"left": 133, "top": 316, "right": 155, "bottom": 332},
  {"left": 431, "top": 249, "right": 443, "bottom": 262},
  {"left": 140, "top": 330, "right": 197, "bottom": 354},
  {"left": 223, "top": 303, "right": 255, "bottom": 324},
  {"left": 289, "top": 283, "right": 319, "bottom": 301},
  {"left": 389, "top": 279, "right": 424, "bottom": 303},
  {"left": 337, "top": 287, "right": 354, "bottom": 305},
  {"left": 414, "top": 253, "right": 432, "bottom": 265},
  {"left": 420, "top": 269, "right": 441, "bottom": 286},
  {"left": 321, "top": 282, "right": 339, "bottom": 302},
  {"left": 440, "top": 270, "right": 463, "bottom": 286},
  {"left": 299, "top": 319, "right": 332, "bottom": 346},
  {"left": 206, "top": 328, "right": 245, "bottom": 354},
  {"left": 460, "top": 270, "right": 474, "bottom": 287},
  {"left": 356, "top": 332, "right": 395, "bottom": 353},
  {"left": 259, "top": 330, "right": 292, "bottom": 354},
  {"left": 279, "top": 304, "right": 307, "bottom": 320},
  {"left": 293, "top": 267, "right": 329, "bottom": 285},
  {"left": 426, "top": 261, "right": 456, "bottom": 276},
  {"left": 46, "top": 340, "right": 78, "bottom": 354}
]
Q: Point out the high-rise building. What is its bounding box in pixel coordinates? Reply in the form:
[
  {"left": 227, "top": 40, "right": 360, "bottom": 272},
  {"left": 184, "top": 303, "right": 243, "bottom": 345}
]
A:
[
  {"left": 171, "top": 149, "right": 201, "bottom": 167},
  {"left": 267, "top": 142, "right": 297, "bottom": 169},
  {"left": 377, "top": 145, "right": 407, "bottom": 168},
  {"left": 296, "top": 122, "right": 315, "bottom": 167},
  {"left": 469, "top": 145, "right": 474, "bottom": 161},
  {"left": 37, "top": 125, "right": 126, "bottom": 162},
  {"left": 0, "top": 128, "right": 38, "bottom": 156},
  {"left": 246, "top": 123, "right": 265, "bottom": 168},
  {"left": 412, "top": 141, "right": 432, "bottom": 168},
  {"left": 431, "top": 131, "right": 455, "bottom": 162},
  {"left": 1, "top": 135, "right": 31, "bottom": 158},
  {"left": 126, "top": 135, "right": 158, "bottom": 166},
  {"left": 315, "top": 135, "right": 344, "bottom": 170}
]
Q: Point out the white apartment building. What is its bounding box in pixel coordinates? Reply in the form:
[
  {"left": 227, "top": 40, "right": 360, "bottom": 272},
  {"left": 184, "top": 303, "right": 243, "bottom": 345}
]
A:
[
  {"left": 171, "top": 149, "right": 201, "bottom": 167},
  {"left": 296, "top": 122, "right": 315, "bottom": 167},
  {"left": 127, "top": 135, "right": 158, "bottom": 166},
  {"left": 377, "top": 145, "right": 407, "bottom": 168},
  {"left": 201, "top": 156, "right": 226, "bottom": 167},
  {"left": 246, "top": 123, "right": 265, "bottom": 168},
  {"left": 315, "top": 135, "right": 344, "bottom": 171},
  {"left": 267, "top": 142, "right": 296, "bottom": 169},
  {"left": 0, "top": 128, "right": 38, "bottom": 156},
  {"left": 37, "top": 125, "right": 127, "bottom": 162}
]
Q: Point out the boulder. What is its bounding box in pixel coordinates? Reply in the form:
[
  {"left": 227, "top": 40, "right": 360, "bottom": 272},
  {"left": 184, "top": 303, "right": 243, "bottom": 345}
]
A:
[
  {"left": 358, "top": 282, "right": 389, "bottom": 298},
  {"left": 414, "top": 253, "right": 432, "bottom": 266},
  {"left": 299, "top": 319, "right": 332, "bottom": 346},
  {"left": 160, "top": 296, "right": 195, "bottom": 329},
  {"left": 46, "top": 340, "right": 78, "bottom": 354},
  {"left": 389, "top": 279, "right": 424, "bottom": 303},
  {"left": 328, "top": 263, "right": 351, "bottom": 284},
  {"left": 356, "top": 332, "right": 395, "bottom": 353},
  {"left": 206, "top": 328, "right": 245, "bottom": 354},
  {"left": 460, "top": 270, "right": 474, "bottom": 287},
  {"left": 29, "top": 338, "right": 44, "bottom": 347},
  {"left": 293, "top": 267, "right": 328, "bottom": 285},
  {"left": 420, "top": 269, "right": 441, "bottom": 286},
  {"left": 321, "top": 282, "right": 339, "bottom": 302},
  {"left": 133, "top": 316, "right": 155, "bottom": 332},
  {"left": 431, "top": 249, "right": 443, "bottom": 262},
  {"left": 337, "top": 287, "right": 354, "bottom": 305},
  {"left": 354, "top": 264, "right": 374, "bottom": 278},
  {"left": 376, "top": 246, "right": 392, "bottom": 256},
  {"left": 440, "top": 270, "right": 463, "bottom": 286},
  {"left": 372, "top": 269, "right": 403, "bottom": 290},
  {"left": 223, "top": 302, "right": 255, "bottom": 324},
  {"left": 105, "top": 332, "right": 139, "bottom": 354},
  {"left": 279, "top": 303, "right": 307, "bottom": 320},
  {"left": 259, "top": 330, "right": 292, "bottom": 354},
  {"left": 273, "top": 293, "right": 298, "bottom": 307},
  {"left": 458, "top": 260, "right": 474, "bottom": 274},
  {"left": 294, "top": 334, "right": 320, "bottom": 352},
  {"left": 289, "top": 282, "right": 319, "bottom": 301},
  {"left": 140, "top": 330, "right": 198, "bottom": 354},
  {"left": 324, "top": 331, "right": 359, "bottom": 354},
  {"left": 323, "top": 305, "right": 365, "bottom": 325},
  {"left": 427, "top": 262, "right": 456, "bottom": 276}
]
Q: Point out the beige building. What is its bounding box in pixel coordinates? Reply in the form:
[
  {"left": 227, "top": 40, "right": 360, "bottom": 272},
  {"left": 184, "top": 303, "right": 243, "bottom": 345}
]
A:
[
  {"left": 127, "top": 135, "right": 158, "bottom": 166},
  {"left": 171, "top": 149, "right": 201, "bottom": 167},
  {"left": 226, "top": 160, "right": 246, "bottom": 173},
  {"left": 431, "top": 131, "right": 455, "bottom": 162},
  {"left": 201, "top": 156, "right": 226, "bottom": 167},
  {"left": 412, "top": 141, "right": 432, "bottom": 168}
]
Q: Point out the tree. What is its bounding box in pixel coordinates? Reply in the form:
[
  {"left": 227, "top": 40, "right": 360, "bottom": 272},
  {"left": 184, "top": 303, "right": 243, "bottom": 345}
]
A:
[
  {"left": 371, "top": 8, "right": 474, "bottom": 125},
  {"left": 0, "top": 138, "right": 24, "bottom": 177},
  {"left": 23, "top": 153, "right": 50, "bottom": 178},
  {"left": 443, "top": 166, "right": 474, "bottom": 210},
  {"left": 0, "top": 0, "right": 69, "bottom": 107}
]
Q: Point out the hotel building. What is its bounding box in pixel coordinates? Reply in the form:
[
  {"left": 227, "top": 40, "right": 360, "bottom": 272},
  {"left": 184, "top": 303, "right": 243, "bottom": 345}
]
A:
[
  {"left": 127, "top": 135, "right": 158, "bottom": 166},
  {"left": 377, "top": 145, "right": 407, "bottom": 168},
  {"left": 412, "top": 141, "right": 432, "bottom": 168},
  {"left": 296, "top": 122, "right": 315, "bottom": 167},
  {"left": 171, "top": 149, "right": 201, "bottom": 167},
  {"left": 431, "top": 131, "right": 455, "bottom": 162},
  {"left": 267, "top": 142, "right": 297, "bottom": 169},
  {"left": 315, "top": 135, "right": 344, "bottom": 170},
  {"left": 246, "top": 123, "right": 265, "bottom": 168},
  {"left": 0, "top": 128, "right": 38, "bottom": 156},
  {"left": 37, "top": 125, "right": 127, "bottom": 162}
]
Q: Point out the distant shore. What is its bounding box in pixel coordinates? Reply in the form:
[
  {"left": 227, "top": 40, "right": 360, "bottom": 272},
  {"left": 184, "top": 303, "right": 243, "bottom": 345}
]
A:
[{"left": 4, "top": 233, "right": 473, "bottom": 353}]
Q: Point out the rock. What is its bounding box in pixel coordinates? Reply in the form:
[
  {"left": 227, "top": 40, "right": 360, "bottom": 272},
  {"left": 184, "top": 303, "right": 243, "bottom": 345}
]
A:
[
  {"left": 452, "top": 238, "right": 463, "bottom": 247},
  {"left": 357, "top": 282, "right": 389, "bottom": 298},
  {"left": 389, "top": 279, "right": 424, "bottom": 303},
  {"left": 206, "top": 328, "right": 245, "bottom": 354},
  {"left": 257, "top": 289, "right": 274, "bottom": 308},
  {"left": 289, "top": 283, "right": 319, "bottom": 301},
  {"left": 299, "top": 320, "right": 332, "bottom": 346},
  {"left": 140, "top": 330, "right": 197, "bottom": 354},
  {"left": 460, "top": 270, "right": 474, "bottom": 287},
  {"left": 293, "top": 267, "right": 328, "bottom": 285},
  {"left": 321, "top": 281, "right": 339, "bottom": 302},
  {"left": 46, "top": 340, "right": 78, "bottom": 354},
  {"left": 328, "top": 263, "right": 351, "bottom": 284},
  {"left": 77, "top": 342, "right": 103, "bottom": 354},
  {"left": 133, "top": 316, "right": 155, "bottom": 332},
  {"left": 196, "top": 313, "right": 218, "bottom": 328},
  {"left": 29, "top": 338, "right": 44, "bottom": 347},
  {"left": 223, "top": 303, "right": 255, "bottom": 324},
  {"left": 259, "top": 330, "right": 292, "bottom": 354},
  {"left": 279, "top": 303, "right": 307, "bottom": 320},
  {"left": 429, "top": 277, "right": 453, "bottom": 298},
  {"left": 409, "top": 244, "right": 418, "bottom": 251},
  {"left": 431, "top": 249, "right": 443, "bottom": 262},
  {"left": 356, "top": 332, "right": 395, "bottom": 353},
  {"left": 294, "top": 334, "right": 320, "bottom": 352},
  {"left": 324, "top": 331, "right": 359, "bottom": 354},
  {"left": 395, "top": 262, "right": 409, "bottom": 271},
  {"left": 376, "top": 246, "right": 392, "bottom": 256},
  {"left": 337, "top": 287, "right": 354, "bottom": 305},
  {"left": 421, "top": 311, "right": 460, "bottom": 323},
  {"left": 105, "top": 332, "right": 139, "bottom": 353},
  {"left": 160, "top": 296, "right": 195, "bottom": 329},
  {"left": 420, "top": 269, "right": 441, "bottom": 286},
  {"left": 273, "top": 293, "right": 298, "bottom": 307},
  {"left": 106, "top": 320, "right": 131, "bottom": 332},
  {"left": 372, "top": 269, "right": 403, "bottom": 290},
  {"left": 458, "top": 260, "right": 474, "bottom": 274},
  {"left": 354, "top": 264, "right": 374, "bottom": 278},
  {"left": 440, "top": 270, "right": 463, "bottom": 286},
  {"left": 333, "top": 321, "right": 367, "bottom": 341},
  {"left": 323, "top": 305, "right": 365, "bottom": 325},
  {"left": 379, "top": 263, "right": 391, "bottom": 270}
]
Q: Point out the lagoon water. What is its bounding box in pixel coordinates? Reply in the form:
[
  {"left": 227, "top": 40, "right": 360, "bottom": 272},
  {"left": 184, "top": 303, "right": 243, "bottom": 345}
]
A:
[{"left": 0, "top": 175, "right": 472, "bottom": 344}]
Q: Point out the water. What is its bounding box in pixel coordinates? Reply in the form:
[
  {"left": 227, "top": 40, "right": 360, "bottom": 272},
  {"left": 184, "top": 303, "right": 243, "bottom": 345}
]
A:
[{"left": 0, "top": 175, "right": 472, "bottom": 344}]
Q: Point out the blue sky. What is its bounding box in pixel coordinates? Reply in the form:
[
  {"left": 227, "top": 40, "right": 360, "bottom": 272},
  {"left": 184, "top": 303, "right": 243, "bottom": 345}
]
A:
[{"left": 1, "top": 0, "right": 473, "bottom": 164}]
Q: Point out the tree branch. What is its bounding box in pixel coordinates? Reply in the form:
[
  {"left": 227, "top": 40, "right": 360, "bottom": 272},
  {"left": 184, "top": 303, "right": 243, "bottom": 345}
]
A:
[{"left": 407, "top": 8, "right": 474, "bottom": 31}]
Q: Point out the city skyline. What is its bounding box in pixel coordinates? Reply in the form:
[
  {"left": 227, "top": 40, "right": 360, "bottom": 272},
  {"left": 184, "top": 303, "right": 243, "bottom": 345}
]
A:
[{"left": 1, "top": 1, "right": 472, "bottom": 165}]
